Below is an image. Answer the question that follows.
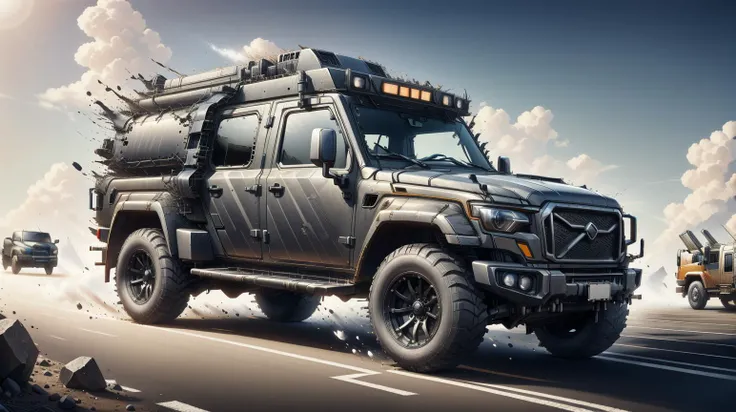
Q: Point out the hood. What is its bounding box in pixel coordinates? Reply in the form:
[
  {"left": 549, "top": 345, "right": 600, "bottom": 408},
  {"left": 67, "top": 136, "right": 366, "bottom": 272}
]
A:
[
  {"left": 376, "top": 169, "right": 621, "bottom": 209},
  {"left": 21, "top": 241, "right": 57, "bottom": 250}
]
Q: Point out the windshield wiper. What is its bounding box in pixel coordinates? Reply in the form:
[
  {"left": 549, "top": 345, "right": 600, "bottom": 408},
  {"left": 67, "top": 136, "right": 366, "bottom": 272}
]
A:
[
  {"left": 374, "top": 145, "right": 429, "bottom": 169},
  {"left": 418, "top": 154, "right": 492, "bottom": 171}
]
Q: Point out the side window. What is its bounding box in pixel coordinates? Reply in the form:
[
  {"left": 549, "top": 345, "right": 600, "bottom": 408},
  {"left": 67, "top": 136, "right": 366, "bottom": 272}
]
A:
[
  {"left": 279, "top": 109, "right": 349, "bottom": 169},
  {"left": 725, "top": 253, "right": 733, "bottom": 272},
  {"left": 710, "top": 252, "right": 720, "bottom": 267},
  {"left": 212, "top": 114, "right": 260, "bottom": 167}
]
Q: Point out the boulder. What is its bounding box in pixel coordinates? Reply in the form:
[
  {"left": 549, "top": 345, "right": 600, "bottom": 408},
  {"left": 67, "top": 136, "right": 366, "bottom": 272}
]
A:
[
  {"left": 59, "top": 356, "right": 106, "bottom": 391},
  {"left": 0, "top": 319, "right": 39, "bottom": 383},
  {"left": 58, "top": 395, "right": 77, "bottom": 410},
  {"left": 0, "top": 379, "right": 20, "bottom": 397},
  {"left": 0, "top": 402, "right": 8, "bottom": 412}
]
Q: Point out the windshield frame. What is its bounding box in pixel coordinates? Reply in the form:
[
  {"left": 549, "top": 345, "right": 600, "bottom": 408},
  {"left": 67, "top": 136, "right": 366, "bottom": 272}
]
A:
[
  {"left": 22, "top": 231, "right": 51, "bottom": 243},
  {"left": 347, "top": 100, "right": 494, "bottom": 172}
]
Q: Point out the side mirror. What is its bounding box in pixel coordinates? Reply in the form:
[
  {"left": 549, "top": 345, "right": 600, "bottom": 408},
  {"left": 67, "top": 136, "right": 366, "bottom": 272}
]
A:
[
  {"left": 310, "top": 128, "right": 337, "bottom": 178},
  {"left": 54, "top": 239, "right": 59, "bottom": 244},
  {"left": 498, "top": 156, "right": 511, "bottom": 174},
  {"left": 703, "top": 246, "right": 711, "bottom": 264}
]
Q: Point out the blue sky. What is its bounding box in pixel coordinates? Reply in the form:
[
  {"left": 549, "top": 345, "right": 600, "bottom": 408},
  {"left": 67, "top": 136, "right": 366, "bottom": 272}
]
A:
[{"left": 0, "top": 0, "right": 735, "bottom": 257}]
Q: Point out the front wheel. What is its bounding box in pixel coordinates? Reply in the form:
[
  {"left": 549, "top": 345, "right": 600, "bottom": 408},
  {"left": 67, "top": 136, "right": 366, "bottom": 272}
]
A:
[
  {"left": 687, "top": 281, "right": 708, "bottom": 310},
  {"left": 255, "top": 290, "right": 321, "bottom": 322},
  {"left": 720, "top": 297, "right": 736, "bottom": 310},
  {"left": 44, "top": 264, "right": 54, "bottom": 275},
  {"left": 369, "top": 243, "right": 488, "bottom": 373},
  {"left": 534, "top": 302, "right": 629, "bottom": 359},
  {"left": 116, "top": 228, "right": 192, "bottom": 324},
  {"left": 11, "top": 255, "right": 21, "bottom": 274}
]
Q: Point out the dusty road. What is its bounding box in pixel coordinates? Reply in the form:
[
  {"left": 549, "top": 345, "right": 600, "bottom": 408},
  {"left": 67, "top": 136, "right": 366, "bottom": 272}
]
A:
[{"left": 1, "top": 268, "right": 734, "bottom": 412}]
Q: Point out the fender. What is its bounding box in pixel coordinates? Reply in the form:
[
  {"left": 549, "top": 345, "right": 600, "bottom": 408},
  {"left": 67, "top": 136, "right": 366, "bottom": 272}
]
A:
[
  {"left": 355, "top": 197, "right": 480, "bottom": 276},
  {"left": 104, "top": 193, "right": 192, "bottom": 281},
  {"left": 683, "top": 271, "right": 712, "bottom": 290}
]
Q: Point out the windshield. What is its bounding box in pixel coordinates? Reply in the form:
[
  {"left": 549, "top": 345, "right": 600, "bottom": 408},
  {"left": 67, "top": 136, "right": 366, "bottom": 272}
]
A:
[
  {"left": 22, "top": 232, "right": 51, "bottom": 243},
  {"left": 351, "top": 105, "right": 493, "bottom": 170}
]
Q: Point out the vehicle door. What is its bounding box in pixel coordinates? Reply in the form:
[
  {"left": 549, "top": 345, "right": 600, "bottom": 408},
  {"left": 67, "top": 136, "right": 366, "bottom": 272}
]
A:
[
  {"left": 705, "top": 248, "right": 722, "bottom": 287},
  {"left": 262, "top": 98, "right": 357, "bottom": 268},
  {"left": 205, "top": 104, "right": 270, "bottom": 260},
  {"left": 719, "top": 250, "right": 733, "bottom": 286}
]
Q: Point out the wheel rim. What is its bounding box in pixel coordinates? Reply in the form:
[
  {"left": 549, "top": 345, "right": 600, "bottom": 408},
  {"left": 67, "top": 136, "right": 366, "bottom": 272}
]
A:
[
  {"left": 691, "top": 287, "right": 701, "bottom": 302},
  {"left": 383, "top": 272, "right": 441, "bottom": 348},
  {"left": 125, "top": 250, "right": 156, "bottom": 305}
]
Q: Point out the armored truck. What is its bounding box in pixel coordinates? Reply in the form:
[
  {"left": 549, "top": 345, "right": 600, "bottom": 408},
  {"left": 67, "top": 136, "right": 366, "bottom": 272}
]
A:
[
  {"left": 2, "top": 230, "right": 59, "bottom": 275},
  {"left": 676, "top": 229, "right": 736, "bottom": 310},
  {"left": 88, "top": 47, "right": 643, "bottom": 372}
]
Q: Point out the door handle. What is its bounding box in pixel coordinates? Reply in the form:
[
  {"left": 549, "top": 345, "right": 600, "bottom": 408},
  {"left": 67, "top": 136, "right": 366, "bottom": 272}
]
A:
[
  {"left": 268, "top": 183, "right": 285, "bottom": 196},
  {"left": 208, "top": 185, "right": 224, "bottom": 198},
  {"left": 245, "top": 184, "right": 262, "bottom": 196}
]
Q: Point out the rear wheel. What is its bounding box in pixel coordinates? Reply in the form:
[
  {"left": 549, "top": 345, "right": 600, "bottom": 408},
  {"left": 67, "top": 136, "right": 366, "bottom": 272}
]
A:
[
  {"left": 116, "top": 228, "right": 192, "bottom": 324},
  {"left": 11, "top": 255, "right": 21, "bottom": 274},
  {"left": 255, "top": 289, "right": 321, "bottom": 322},
  {"left": 369, "top": 243, "right": 488, "bottom": 373},
  {"left": 720, "top": 297, "right": 736, "bottom": 310},
  {"left": 2, "top": 255, "right": 8, "bottom": 271},
  {"left": 534, "top": 303, "right": 629, "bottom": 359},
  {"left": 687, "top": 281, "right": 708, "bottom": 310},
  {"left": 44, "top": 264, "right": 54, "bottom": 275}
]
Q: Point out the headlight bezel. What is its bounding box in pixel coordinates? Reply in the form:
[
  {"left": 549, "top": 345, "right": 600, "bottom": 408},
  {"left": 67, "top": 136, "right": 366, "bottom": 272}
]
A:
[{"left": 470, "top": 205, "right": 532, "bottom": 233}]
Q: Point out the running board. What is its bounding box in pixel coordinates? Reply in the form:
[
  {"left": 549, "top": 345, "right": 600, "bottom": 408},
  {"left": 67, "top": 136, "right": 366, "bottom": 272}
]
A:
[{"left": 190, "top": 267, "right": 355, "bottom": 296}]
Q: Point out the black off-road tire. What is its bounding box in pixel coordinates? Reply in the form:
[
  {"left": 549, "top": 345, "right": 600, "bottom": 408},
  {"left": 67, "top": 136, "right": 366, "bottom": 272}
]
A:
[
  {"left": 720, "top": 297, "right": 736, "bottom": 310},
  {"left": 368, "top": 243, "right": 489, "bottom": 373},
  {"left": 11, "top": 255, "right": 21, "bottom": 275},
  {"left": 116, "top": 228, "right": 192, "bottom": 324},
  {"left": 255, "top": 289, "right": 321, "bottom": 322},
  {"left": 687, "top": 281, "right": 708, "bottom": 310},
  {"left": 2, "top": 255, "right": 8, "bottom": 271},
  {"left": 44, "top": 264, "right": 54, "bottom": 275},
  {"left": 534, "top": 302, "right": 629, "bottom": 359}
]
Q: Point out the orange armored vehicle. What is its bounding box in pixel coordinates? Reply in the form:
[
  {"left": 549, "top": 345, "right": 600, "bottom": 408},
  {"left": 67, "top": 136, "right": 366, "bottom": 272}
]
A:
[{"left": 676, "top": 228, "right": 736, "bottom": 310}]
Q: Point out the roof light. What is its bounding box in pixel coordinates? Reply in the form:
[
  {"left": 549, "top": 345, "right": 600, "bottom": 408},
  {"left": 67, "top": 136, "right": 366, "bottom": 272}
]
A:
[
  {"left": 399, "top": 86, "right": 410, "bottom": 97},
  {"left": 382, "top": 82, "right": 399, "bottom": 95},
  {"left": 410, "top": 88, "right": 421, "bottom": 99},
  {"left": 442, "top": 95, "right": 452, "bottom": 106},
  {"left": 455, "top": 98, "right": 464, "bottom": 109},
  {"left": 420, "top": 91, "right": 432, "bottom": 102},
  {"left": 352, "top": 76, "right": 366, "bottom": 89}
]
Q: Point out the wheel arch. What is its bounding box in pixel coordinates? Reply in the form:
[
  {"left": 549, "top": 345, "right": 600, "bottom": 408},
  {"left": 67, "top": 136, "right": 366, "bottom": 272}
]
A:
[
  {"left": 353, "top": 198, "right": 480, "bottom": 285},
  {"left": 104, "top": 198, "right": 190, "bottom": 282},
  {"left": 683, "top": 272, "right": 706, "bottom": 295}
]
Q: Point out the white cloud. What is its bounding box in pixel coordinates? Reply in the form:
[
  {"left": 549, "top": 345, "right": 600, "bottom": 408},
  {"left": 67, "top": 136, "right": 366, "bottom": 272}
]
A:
[
  {"left": 37, "top": 0, "right": 172, "bottom": 110},
  {"left": 470, "top": 105, "right": 616, "bottom": 185},
  {"left": 646, "top": 120, "right": 736, "bottom": 266},
  {"left": 0, "top": 92, "right": 11, "bottom": 100},
  {"left": 210, "top": 38, "right": 285, "bottom": 63}
]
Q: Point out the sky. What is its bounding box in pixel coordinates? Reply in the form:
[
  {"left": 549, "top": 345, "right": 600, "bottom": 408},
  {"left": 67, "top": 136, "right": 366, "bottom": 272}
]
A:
[{"left": 0, "top": 0, "right": 735, "bottom": 271}]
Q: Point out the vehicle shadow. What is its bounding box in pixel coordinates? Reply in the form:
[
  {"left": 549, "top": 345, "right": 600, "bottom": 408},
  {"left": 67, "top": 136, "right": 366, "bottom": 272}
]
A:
[
  {"left": 1, "top": 269, "right": 70, "bottom": 278},
  {"left": 162, "top": 315, "right": 735, "bottom": 412}
]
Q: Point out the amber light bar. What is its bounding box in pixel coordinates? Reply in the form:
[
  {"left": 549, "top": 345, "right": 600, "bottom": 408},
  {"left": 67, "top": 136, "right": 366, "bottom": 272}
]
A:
[{"left": 381, "top": 82, "right": 432, "bottom": 102}]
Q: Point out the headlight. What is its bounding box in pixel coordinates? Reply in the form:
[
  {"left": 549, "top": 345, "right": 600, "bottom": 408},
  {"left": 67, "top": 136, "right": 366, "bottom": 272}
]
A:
[
  {"left": 502, "top": 273, "right": 517, "bottom": 287},
  {"left": 53, "top": 250, "right": 58, "bottom": 255},
  {"left": 519, "top": 275, "right": 533, "bottom": 291},
  {"left": 471, "top": 206, "right": 531, "bottom": 233}
]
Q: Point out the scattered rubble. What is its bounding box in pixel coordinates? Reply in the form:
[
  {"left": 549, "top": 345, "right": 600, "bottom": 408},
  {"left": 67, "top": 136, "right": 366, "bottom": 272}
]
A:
[{"left": 59, "top": 357, "right": 107, "bottom": 391}]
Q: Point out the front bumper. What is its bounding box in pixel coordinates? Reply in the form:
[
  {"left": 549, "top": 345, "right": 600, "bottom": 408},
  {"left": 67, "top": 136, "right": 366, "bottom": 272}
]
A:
[
  {"left": 17, "top": 254, "right": 58, "bottom": 267},
  {"left": 471, "top": 261, "right": 641, "bottom": 306}
]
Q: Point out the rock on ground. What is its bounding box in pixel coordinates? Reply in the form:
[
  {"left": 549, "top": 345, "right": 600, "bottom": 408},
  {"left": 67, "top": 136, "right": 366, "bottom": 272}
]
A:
[
  {"left": 0, "top": 318, "right": 40, "bottom": 383},
  {"left": 59, "top": 357, "right": 107, "bottom": 391}
]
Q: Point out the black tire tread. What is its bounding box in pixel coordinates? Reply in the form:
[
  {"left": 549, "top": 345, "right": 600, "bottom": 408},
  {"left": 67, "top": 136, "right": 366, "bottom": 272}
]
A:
[
  {"left": 535, "top": 302, "right": 629, "bottom": 359},
  {"left": 720, "top": 297, "right": 736, "bottom": 310},
  {"left": 116, "top": 228, "right": 193, "bottom": 324},
  {"left": 369, "top": 243, "right": 488, "bottom": 373},
  {"left": 688, "top": 281, "right": 708, "bottom": 310}
]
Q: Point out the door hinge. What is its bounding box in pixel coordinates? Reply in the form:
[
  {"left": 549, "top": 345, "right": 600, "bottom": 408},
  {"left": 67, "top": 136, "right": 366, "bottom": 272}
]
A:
[
  {"left": 264, "top": 116, "right": 275, "bottom": 128},
  {"left": 245, "top": 184, "right": 262, "bottom": 196},
  {"left": 262, "top": 230, "right": 271, "bottom": 244},
  {"left": 338, "top": 236, "right": 355, "bottom": 248},
  {"left": 249, "top": 229, "right": 262, "bottom": 239}
]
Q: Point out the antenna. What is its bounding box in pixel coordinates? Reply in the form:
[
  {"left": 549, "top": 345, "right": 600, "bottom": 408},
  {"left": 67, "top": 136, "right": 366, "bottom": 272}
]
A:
[
  {"left": 722, "top": 224, "right": 736, "bottom": 242},
  {"left": 151, "top": 58, "right": 185, "bottom": 77}
]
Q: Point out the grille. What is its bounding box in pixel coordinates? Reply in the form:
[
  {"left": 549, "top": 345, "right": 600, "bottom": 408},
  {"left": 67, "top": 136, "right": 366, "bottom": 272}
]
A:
[
  {"left": 32, "top": 247, "right": 49, "bottom": 256},
  {"left": 543, "top": 207, "right": 621, "bottom": 262}
]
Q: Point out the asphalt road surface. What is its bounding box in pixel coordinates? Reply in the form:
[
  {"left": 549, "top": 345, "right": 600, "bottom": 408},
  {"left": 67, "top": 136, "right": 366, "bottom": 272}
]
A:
[{"left": 1, "top": 268, "right": 735, "bottom": 412}]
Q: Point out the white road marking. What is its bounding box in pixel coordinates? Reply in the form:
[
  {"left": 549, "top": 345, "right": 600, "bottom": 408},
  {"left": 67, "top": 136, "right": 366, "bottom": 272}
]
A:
[
  {"left": 49, "top": 335, "right": 66, "bottom": 341},
  {"left": 143, "top": 326, "right": 415, "bottom": 396},
  {"left": 597, "top": 355, "right": 736, "bottom": 381},
  {"left": 105, "top": 380, "right": 141, "bottom": 393},
  {"left": 388, "top": 370, "right": 624, "bottom": 412},
  {"left": 77, "top": 328, "right": 116, "bottom": 338},
  {"left": 630, "top": 318, "right": 736, "bottom": 328},
  {"left": 614, "top": 343, "right": 736, "bottom": 361},
  {"left": 603, "top": 352, "right": 736, "bottom": 373},
  {"left": 332, "top": 373, "right": 416, "bottom": 396},
  {"left": 627, "top": 325, "right": 736, "bottom": 337},
  {"left": 467, "top": 381, "right": 629, "bottom": 412},
  {"left": 621, "top": 334, "right": 736, "bottom": 348},
  {"left": 157, "top": 401, "right": 210, "bottom": 412}
]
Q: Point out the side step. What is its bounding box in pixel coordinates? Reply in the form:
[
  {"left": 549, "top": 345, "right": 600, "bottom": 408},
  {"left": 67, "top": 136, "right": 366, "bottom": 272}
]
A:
[{"left": 190, "top": 267, "right": 355, "bottom": 296}]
